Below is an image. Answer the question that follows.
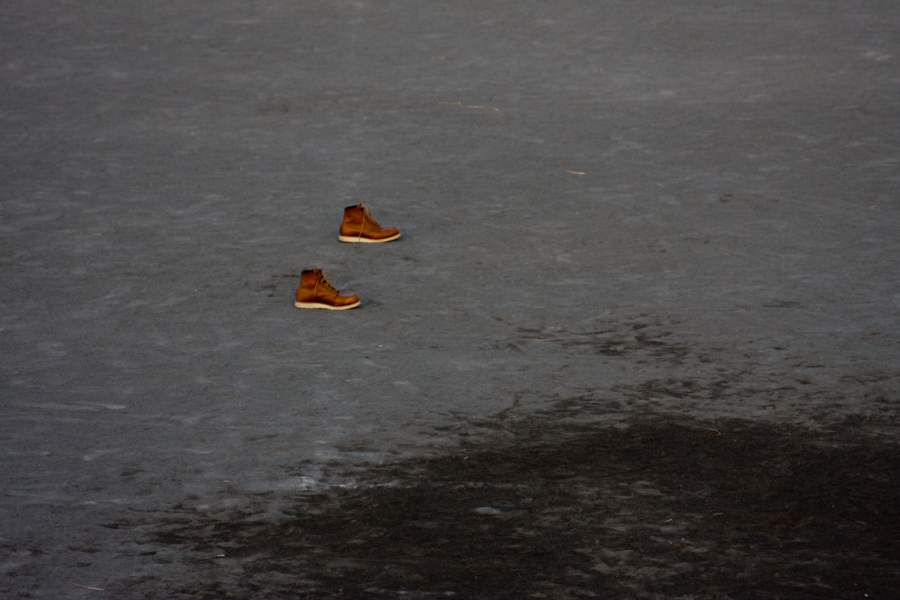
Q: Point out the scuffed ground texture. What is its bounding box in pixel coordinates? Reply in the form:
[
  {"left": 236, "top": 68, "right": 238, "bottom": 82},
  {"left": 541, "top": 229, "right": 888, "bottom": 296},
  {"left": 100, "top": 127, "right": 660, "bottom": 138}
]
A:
[
  {"left": 123, "top": 414, "right": 900, "bottom": 599},
  {"left": 1, "top": 0, "right": 899, "bottom": 598}
]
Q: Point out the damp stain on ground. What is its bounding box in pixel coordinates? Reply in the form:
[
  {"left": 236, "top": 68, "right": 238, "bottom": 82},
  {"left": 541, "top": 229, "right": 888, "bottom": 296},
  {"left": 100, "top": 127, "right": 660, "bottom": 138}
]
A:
[{"left": 116, "top": 416, "right": 900, "bottom": 599}]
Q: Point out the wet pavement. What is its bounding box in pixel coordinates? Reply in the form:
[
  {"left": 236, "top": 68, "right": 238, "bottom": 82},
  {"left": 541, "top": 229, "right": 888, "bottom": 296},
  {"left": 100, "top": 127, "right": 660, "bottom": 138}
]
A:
[{"left": 1, "top": 1, "right": 899, "bottom": 598}]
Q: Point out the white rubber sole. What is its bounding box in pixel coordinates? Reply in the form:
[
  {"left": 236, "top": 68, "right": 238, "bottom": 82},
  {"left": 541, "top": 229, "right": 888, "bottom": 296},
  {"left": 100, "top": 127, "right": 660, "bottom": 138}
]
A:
[
  {"left": 294, "top": 300, "right": 360, "bottom": 310},
  {"left": 338, "top": 232, "right": 401, "bottom": 243}
]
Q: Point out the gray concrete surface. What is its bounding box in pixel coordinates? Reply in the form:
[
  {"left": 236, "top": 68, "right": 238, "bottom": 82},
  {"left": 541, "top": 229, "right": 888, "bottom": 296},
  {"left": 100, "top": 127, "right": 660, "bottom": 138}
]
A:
[{"left": 1, "top": 0, "right": 899, "bottom": 597}]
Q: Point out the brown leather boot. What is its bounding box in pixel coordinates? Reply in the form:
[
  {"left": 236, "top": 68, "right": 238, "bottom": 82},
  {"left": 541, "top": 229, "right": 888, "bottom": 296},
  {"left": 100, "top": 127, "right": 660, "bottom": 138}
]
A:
[
  {"left": 294, "top": 269, "right": 360, "bottom": 310},
  {"left": 338, "top": 204, "right": 401, "bottom": 243}
]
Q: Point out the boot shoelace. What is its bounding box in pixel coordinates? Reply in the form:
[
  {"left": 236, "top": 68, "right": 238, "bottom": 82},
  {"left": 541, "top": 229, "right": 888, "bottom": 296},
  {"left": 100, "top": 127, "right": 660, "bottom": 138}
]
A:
[
  {"left": 357, "top": 209, "right": 380, "bottom": 240},
  {"left": 313, "top": 272, "right": 339, "bottom": 298}
]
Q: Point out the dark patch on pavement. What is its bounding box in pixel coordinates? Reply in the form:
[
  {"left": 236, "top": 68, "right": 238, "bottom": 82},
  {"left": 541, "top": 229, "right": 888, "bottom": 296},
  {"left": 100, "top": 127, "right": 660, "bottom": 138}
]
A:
[{"left": 120, "top": 416, "right": 899, "bottom": 599}]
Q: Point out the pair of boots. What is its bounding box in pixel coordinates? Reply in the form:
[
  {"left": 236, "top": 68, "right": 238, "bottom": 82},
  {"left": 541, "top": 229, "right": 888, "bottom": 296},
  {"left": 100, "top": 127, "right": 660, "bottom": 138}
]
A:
[{"left": 294, "top": 204, "right": 400, "bottom": 310}]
